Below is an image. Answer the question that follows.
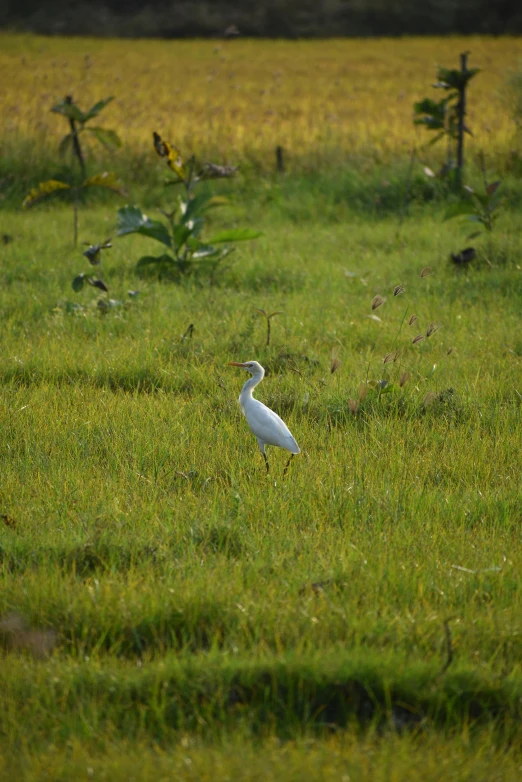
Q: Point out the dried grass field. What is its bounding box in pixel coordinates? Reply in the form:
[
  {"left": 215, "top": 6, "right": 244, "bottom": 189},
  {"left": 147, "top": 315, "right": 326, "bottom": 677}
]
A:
[
  {"left": 1, "top": 34, "right": 522, "bottom": 169},
  {"left": 1, "top": 33, "right": 522, "bottom": 781}
]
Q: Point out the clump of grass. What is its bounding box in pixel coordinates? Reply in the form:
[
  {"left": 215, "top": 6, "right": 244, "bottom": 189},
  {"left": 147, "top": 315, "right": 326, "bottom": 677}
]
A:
[
  {"left": 350, "top": 267, "right": 450, "bottom": 419},
  {"left": 191, "top": 523, "right": 249, "bottom": 559}
]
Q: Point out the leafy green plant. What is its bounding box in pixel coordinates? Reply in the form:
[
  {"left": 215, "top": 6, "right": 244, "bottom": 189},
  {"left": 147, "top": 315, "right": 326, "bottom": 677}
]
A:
[
  {"left": 444, "top": 153, "right": 502, "bottom": 240},
  {"left": 444, "top": 180, "right": 501, "bottom": 239},
  {"left": 23, "top": 96, "right": 124, "bottom": 246},
  {"left": 116, "top": 132, "right": 261, "bottom": 281},
  {"left": 72, "top": 239, "right": 111, "bottom": 295},
  {"left": 71, "top": 238, "right": 136, "bottom": 314},
  {"left": 52, "top": 95, "right": 121, "bottom": 178},
  {"left": 414, "top": 53, "right": 479, "bottom": 183}
]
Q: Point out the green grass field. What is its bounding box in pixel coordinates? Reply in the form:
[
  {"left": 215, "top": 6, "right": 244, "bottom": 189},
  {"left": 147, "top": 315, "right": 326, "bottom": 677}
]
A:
[
  {"left": 1, "top": 196, "right": 521, "bottom": 779},
  {"left": 1, "top": 33, "right": 522, "bottom": 782}
]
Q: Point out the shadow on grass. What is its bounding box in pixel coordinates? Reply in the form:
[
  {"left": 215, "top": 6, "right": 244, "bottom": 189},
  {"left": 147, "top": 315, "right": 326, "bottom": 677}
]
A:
[
  {"left": 0, "top": 541, "right": 161, "bottom": 576},
  {"left": 4, "top": 655, "right": 520, "bottom": 742},
  {"left": 0, "top": 523, "right": 250, "bottom": 579},
  {"left": 0, "top": 365, "right": 196, "bottom": 395},
  {"left": 190, "top": 522, "right": 250, "bottom": 559}
]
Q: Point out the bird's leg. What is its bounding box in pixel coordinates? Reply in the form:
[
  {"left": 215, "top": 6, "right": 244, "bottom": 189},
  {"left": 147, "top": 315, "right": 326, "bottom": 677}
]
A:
[
  {"left": 262, "top": 452, "right": 270, "bottom": 475},
  {"left": 283, "top": 453, "right": 294, "bottom": 478}
]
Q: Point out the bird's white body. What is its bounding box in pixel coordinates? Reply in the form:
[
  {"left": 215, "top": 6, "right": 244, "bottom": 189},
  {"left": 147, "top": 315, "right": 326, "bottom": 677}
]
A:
[{"left": 229, "top": 360, "right": 299, "bottom": 473}]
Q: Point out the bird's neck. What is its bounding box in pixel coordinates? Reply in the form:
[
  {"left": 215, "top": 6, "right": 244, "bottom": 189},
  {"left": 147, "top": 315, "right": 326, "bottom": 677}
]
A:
[{"left": 240, "top": 373, "right": 263, "bottom": 402}]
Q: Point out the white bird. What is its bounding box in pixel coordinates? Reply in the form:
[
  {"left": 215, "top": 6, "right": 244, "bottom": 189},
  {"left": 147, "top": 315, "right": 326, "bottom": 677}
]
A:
[{"left": 228, "top": 360, "right": 300, "bottom": 476}]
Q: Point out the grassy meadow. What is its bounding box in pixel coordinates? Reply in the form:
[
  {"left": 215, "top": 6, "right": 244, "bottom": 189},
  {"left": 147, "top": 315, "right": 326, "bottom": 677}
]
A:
[{"left": 1, "top": 33, "right": 522, "bottom": 780}]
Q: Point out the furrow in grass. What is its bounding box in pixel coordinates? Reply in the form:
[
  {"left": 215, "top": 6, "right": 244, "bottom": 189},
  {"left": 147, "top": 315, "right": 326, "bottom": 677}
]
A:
[{"left": 1, "top": 653, "right": 521, "bottom": 746}]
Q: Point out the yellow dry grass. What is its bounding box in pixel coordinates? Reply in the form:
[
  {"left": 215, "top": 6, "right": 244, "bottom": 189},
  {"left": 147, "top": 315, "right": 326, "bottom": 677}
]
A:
[{"left": 1, "top": 34, "right": 521, "bottom": 168}]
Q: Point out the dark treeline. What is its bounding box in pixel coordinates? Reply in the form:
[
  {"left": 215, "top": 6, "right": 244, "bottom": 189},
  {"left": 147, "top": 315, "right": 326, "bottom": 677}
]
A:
[{"left": 1, "top": 0, "right": 521, "bottom": 37}]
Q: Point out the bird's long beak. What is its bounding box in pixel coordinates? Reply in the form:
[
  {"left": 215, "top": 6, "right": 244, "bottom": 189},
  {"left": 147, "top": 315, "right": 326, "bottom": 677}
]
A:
[{"left": 228, "top": 361, "right": 248, "bottom": 367}]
